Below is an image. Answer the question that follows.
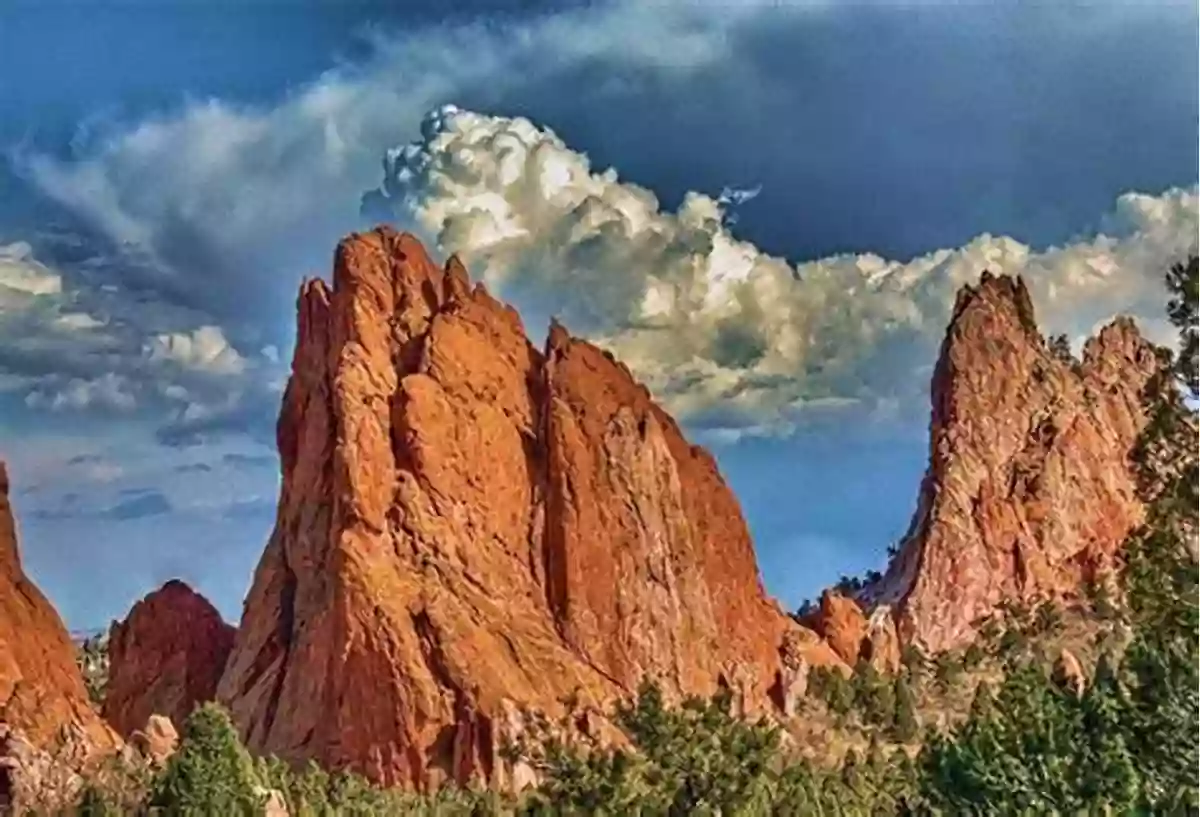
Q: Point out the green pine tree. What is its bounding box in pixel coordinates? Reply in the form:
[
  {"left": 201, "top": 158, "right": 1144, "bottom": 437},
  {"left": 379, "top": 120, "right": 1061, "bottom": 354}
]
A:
[
  {"left": 148, "top": 702, "right": 264, "bottom": 817},
  {"left": 891, "top": 674, "right": 919, "bottom": 742}
]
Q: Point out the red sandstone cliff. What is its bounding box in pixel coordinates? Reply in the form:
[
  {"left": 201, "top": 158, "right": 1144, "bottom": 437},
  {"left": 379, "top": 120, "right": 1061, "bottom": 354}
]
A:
[
  {"left": 103, "top": 580, "right": 235, "bottom": 739},
  {"left": 216, "top": 228, "right": 840, "bottom": 790},
  {"left": 0, "top": 462, "right": 118, "bottom": 806},
  {"left": 868, "top": 272, "right": 1159, "bottom": 652}
]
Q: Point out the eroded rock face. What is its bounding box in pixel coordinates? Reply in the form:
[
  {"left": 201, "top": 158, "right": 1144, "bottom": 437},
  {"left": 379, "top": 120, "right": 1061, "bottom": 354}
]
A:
[
  {"left": 0, "top": 462, "right": 117, "bottom": 756},
  {"left": 871, "top": 272, "right": 1159, "bottom": 652},
  {"left": 217, "top": 228, "right": 838, "bottom": 789},
  {"left": 129, "top": 714, "right": 179, "bottom": 767},
  {"left": 0, "top": 462, "right": 118, "bottom": 811},
  {"left": 104, "top": 580, "right": 235, "bottom": 738},
  {"left": 814, "top": 591, "right": 868, "bottom": 665},
  {"left": 863, "top": 608, "right": 901, "bottom": 674}
]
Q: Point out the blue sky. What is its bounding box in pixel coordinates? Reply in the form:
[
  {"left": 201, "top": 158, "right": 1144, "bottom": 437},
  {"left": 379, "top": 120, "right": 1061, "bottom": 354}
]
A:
[{"left": 0, "top": 0, "right": 1196, "bottom": 629}]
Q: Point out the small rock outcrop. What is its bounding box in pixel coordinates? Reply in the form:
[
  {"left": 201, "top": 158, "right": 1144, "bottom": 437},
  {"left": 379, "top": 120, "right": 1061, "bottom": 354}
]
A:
[
  {"left": 128, "top": 714, "right": 178, "bottom": 767},
  {"left": 863, "top": 607, "right": 901, "bottom": 674},
  {"left": 104, "top": 580, "right": 235, "bottom": 738},
  {"left": 871, "top": 272, "right": 1159, "bottom": 652},
  {"left": 1054, "top": 648, "right": 1087, "bottom": 697},
  {"left": 217, "top": 229, "right": 841, "bottom": 789},
  {"left": 0, "top": 462, "right": 118, "bottom": 810},
  {"left": 814, "top": 591, "right": 868, "bottom": 666}
]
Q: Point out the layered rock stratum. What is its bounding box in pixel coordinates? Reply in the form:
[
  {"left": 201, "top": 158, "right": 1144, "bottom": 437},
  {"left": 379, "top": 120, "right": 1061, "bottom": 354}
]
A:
[
  {"left": 103, "top": 579, "right": 235, "bottom": 739},
  {"left": 216, "top": 228, "right": 841, "bottom": 790},
  {"left": 869, "top": 272, "right": 1159, "bottom": 652}
]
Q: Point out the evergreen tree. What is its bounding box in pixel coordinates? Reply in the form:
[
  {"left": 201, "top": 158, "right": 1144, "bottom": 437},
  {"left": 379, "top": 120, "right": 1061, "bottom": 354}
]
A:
[
  {"left": 891, "top": 674, "right": 919, "bottom": 742},
  {"left": 1165, "top": 254, "right": 1198, "bottom": 395},
  {"left": 148, "top": 703, "right": 265, "bottom": 817}
]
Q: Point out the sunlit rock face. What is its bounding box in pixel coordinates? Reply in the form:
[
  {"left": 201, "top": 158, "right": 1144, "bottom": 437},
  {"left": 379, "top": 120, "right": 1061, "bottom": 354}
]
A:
[
  {"left": 0, "top": 461, "right": 119, "bottom": 810},
  {"left": 870, "top": 272, "right": 1159, "bottom": 652},
  {"left": 216, "top": 228, "right": 841, "bottom": 789}
]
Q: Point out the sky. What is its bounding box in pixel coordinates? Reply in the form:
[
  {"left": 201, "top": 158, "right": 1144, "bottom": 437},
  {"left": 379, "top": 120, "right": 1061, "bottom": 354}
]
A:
[{"left": 0, "top": 0, "right": 1196, "bottom": 631}]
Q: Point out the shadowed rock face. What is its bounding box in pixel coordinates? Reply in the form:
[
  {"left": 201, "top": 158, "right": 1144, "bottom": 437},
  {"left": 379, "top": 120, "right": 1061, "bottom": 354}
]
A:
[
  {"left": 216, "top": 228, "right": 839, "bottom": 790},
  {"left": 870, "top": 272, "right": 1159, "bottom": 652},
  {"left": 104, "top": 580, "right": 235, "bottom": 738},
  {"left": 0, "top": 462, "right": 117, "bottom": 756}
]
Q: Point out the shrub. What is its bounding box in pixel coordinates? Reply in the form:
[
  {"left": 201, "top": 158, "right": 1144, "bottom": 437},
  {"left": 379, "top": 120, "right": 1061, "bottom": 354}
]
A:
[
  {"left": 891, "top": 675, "right": 919, "bottom": 742},
  {"left": 148, "top": 703, "right": 264, "bottom": 816}
]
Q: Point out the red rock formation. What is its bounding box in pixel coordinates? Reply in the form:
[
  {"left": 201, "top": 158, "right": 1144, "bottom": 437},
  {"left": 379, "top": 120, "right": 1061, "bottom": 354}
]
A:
[
  {"left": 813, "top": 591, "right": 867, "bottom": 665},
  {"left": 128, "top": 714, "right": 179, "bottom": 767},
  {"left": 217, "top": 228, "right": 839, "bottom": 790},
  {"left": 862, "top": 607, "right": 901, "bottom": 675},
  {"left": 811, "top": 591, "right": 901, "bottom": 673},
  {"left": 103, "top": 580, "right": 235, "bottom": 738},
  {"left": 871, "top": 272, "right": 1159, "bottom": 652},
  {"left": 0, "top": 462, "right": 118, "bottom": 809}
]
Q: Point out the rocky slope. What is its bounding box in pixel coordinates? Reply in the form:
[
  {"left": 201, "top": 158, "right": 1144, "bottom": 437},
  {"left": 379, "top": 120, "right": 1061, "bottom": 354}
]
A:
[
  {"left": 867, "top": 272, "right": 1159, "bottom": 652},
  {"left": 103, "top": 580, "right": 235, "bottom": 739},
  {"left": 215, "top": 228, "right": 841, "bottom": 790},
  {"left": 0, "top": 462, "right": 118, "bottom": 807}
]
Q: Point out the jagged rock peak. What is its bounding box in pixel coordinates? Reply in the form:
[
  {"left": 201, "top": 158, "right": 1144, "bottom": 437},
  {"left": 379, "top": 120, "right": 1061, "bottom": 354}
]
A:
[
  {"left": 0, "top": 462, "right": 18, "bottom": 578},
  {"left": 0, "top": 459, "right": 117, "bottom": 768},
  {"left": 872, "top": 271, "right": 1161, "bottom": 652},
  {"left": 103, "top": 580, "right": 235, "bottom": 739},
  {"left": 218, "top": 228, "right": 840, "bottom": 790}
]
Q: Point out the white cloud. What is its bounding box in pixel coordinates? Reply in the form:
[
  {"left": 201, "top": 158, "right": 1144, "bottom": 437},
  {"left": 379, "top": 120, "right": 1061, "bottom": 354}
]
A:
[
  {"left": 7, "top": 1, "right": 1197, "bottom": 442},
  {"left": 0, "top": 244, "right": 273, "bottom": 434},
  {"left": 367, "top": 107, "right": 1199, "bottom": 437},
  {"left": 54, "top": 312, "right": 106, "bottom": 331},
  {"left": 13, "top": 0, "right": 800, "bottom": 321},
  {"left": 26, "top": 372, "right": 137, "bottom": 414},
  {"left": 717, "top": 184, "right": 763, "bottom": 209},
  {"left": 145, "top": 325, "right": 247, "bottom": 376},
  {"left": 0, "top": 242, "right": 63, "bottom": 298}
]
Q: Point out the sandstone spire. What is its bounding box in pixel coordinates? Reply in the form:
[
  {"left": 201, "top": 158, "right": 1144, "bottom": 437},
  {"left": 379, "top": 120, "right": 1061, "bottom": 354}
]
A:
[
  {"left": 217, "top": 228, "right": 839, "bottom": 789},
  {"left": 0, "top": 461, "right": 118, "bottom": 782},
  {"left": 871, "top": 272, "right": 1160, "bottom": 652}
]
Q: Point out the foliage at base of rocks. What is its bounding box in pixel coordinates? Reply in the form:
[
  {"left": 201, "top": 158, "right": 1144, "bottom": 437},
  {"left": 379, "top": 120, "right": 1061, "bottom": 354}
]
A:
[{"left": 74, "top": 634, "right": 110, "bottom": 709}]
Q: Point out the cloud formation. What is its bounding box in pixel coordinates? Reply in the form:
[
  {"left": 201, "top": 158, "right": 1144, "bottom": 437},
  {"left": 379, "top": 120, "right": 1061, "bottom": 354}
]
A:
[
  {"left": 14, "top": 0, "right": 775, "bottom": 325},
  {"left": 366, "top": 106, "right": 1198, "bottom": 437},
  {"left": 104, "top": 491, "right": 172, "bottom": 521},
  {"left": 145, "top": 326, "right": 247, "bottom": 376},
  {"left": 0, "top": 239, "right": 281, "bottom": 443},
  {"left": 7, "top": 1, "right": 1197, "bottom": 444}
]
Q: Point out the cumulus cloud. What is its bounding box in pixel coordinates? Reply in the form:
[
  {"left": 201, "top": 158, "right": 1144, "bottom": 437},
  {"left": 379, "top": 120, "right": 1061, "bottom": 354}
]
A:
[
  {"left": 145, "top": 325, "right": 247, "bottom": 376},
  {"left": 365, "top": 107, "right": 1199, "bottom": 437},
  {"left": 6, "top": 1, "right": 1196, "bottom": 445},
  {"left": 0, "top": 242, "right": 63, "bottom": 297},
  {"left": 0, "top": 241, "right": 278, "bottom": 435},
  {"left": 4, "top": 0, "right": 800, "bottom": 446},
  {"left": 25, "top": 372, "right": 138, "bottom": 413},
  {"left": 13, "top": 0, "right": 781, "bottom": 325}
]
